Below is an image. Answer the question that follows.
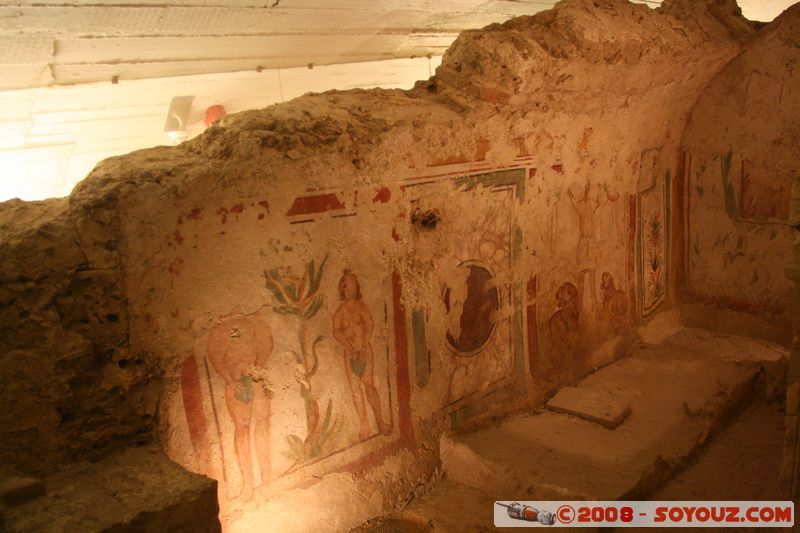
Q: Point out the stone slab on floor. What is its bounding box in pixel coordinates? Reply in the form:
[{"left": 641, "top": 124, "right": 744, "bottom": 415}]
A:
[
  {"left": 546, "top": 386, "right": 631, "bottom": 429},
  {"left": 389, "top": 481, "right": 508, "bottom": 533},
  {"left": 384, "top": 402, "right": 786, "bottom": 533},
  {"left": 661, "top": 327, "right": 788, "bottom": 365},
  {"left": 2, "top": 444, "right": 220, "bottom": 533},
  {"left": 661, "top": 327, "right": 789, "bottom": 399},
  {"left": 442, "top": 329, "right": 783, "bottom": 501},
  {"left": 387, "top": 481, "right": 570, "bottom": 533}
]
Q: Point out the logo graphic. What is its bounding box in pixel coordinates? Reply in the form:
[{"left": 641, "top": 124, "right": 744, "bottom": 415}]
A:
[
  {"left": 496, "top": 502, "right": 556, "bottom": 525},
  {"left": 557, "top": 505, "right": 576, "bottom": 524},
  {"left": 494, "top": 501, "right": 794, "bottom": 528}
]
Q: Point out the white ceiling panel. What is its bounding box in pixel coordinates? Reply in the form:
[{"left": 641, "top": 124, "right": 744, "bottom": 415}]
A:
[
  {"left": 0, "top": 0, "right": 554, "bottom": 89},
  {"left": 0, "top": 1, "right": 794, "bottom": 90}
]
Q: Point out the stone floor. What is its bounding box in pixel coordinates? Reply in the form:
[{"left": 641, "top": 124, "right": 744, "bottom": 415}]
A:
[
  {"left": 640, "top": 400, "right": 784, "bottom": 533},
  {"left": 1, "top": 444, "right": 220, "bottom": 533},
  {"left": 354, "top": 327, "right": 788, "bottom": 532}
]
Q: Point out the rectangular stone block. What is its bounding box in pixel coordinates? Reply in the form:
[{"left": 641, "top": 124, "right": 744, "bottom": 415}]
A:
[{"left": 546, "top": 386, "right": 631, "bottom": 429}]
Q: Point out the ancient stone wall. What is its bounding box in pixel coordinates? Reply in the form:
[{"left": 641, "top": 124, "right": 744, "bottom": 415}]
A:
[
  {"left": 0, "top": 197, "right": 160, "bottom": 474},
  {"left": 0, "top": 1, "right": 772, "bottom": 531},
  {"left": 681, "top": 3, "right": 799, "bottom": 344},
  {"left": 781, "top": 136, "right": 800, "bottom": 503}
]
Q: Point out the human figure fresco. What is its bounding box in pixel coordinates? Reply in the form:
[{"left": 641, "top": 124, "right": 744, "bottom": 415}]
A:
[
  {"left": 332, "top": 269, "right": 390, "bottom": 440},
  {"left": 568, "top": 181, "right": 604, "bottom": 312},
  {"left": 442, "top": 263, "right": 471, "bottom": 344},
  {"left": 548, "top": 282, "right": 581, "bottom": 364},
  {"left": 207, "top": 314, "right": 273, "bottom": 501},
  {"left": 600, "top": 272, "right": 628, "bottom": 335},
  {"left": 443, "top": 263, "right": 500, "bottom": 355}
]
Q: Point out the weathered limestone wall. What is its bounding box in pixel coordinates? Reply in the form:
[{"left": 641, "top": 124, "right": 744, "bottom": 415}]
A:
[
  {"left": 0, "top": 1, "right": 770, "bottom": 531},
  {"left": 681, "top": 3, "right": 799, "bottom": 344},
  {"left": 0, "top": 197, "right": 160, "bottom": 474}
]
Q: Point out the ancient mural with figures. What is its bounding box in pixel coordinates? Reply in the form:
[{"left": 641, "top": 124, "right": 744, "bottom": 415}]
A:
[
  {"left": 394, "top": 169, "right": 524, "bottom": 416},
  {"left": 117, "top": 144, "right": 645, "bottom": 529},
  {"left": 390, "top": 159, "right": 638, "bottom": 421},
  {"left": 532, "top": 174, "right": 635, "bottom": 386},
  {"left": 7, "top": 3, "right": 799, "bottom": 532},
  {"left": 156, "top": 162, "right": 641, "bottom": 515},
  {"left": 127, "top": 191, "right": 412, "bottom": 516},
  {"left": 180, "top": 252, "right": 399, "bottom": 503}
]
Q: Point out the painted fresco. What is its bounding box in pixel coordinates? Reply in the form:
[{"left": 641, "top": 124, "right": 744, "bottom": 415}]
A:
[
  {"left": 331, "top": 269, "right": 392, "bottom": 439},
  {"left": 686, "top": 150, "right": 792, "bottom": 322},
  {"left": 534, "top": 173, "right": 633, "bottom": 383},
  {"left": 443, "top": 262, "right": 500, "bottom": 356},
  {"left": 204, "top": 313, "right": 274, "bottom": 501},
  {"left": 525, "top": 274, "right": 539, "bottom": 377},
  {"left": 392, "top": 160, "right": 636, "bottom": 411},
  {"left": 680, "top": 23, "right": 797, "bottom": 333},
  {"left": 739, "top": 157, "right": 790, "bottom": 223},
  {"left": 171, "top": 200, "right": 408, "bottom": 511},
  {"left": 154, "top": 159, "right": 639, "bottom": 522},
  {"left": 547, "top": 281, "right": 581, "bottom": 368},
  {"left": 638, "top": 149, "right": 669, "bottom": 317},
  {"left": 600, "top": 271, "right": 629, "bottom": 335},
  {"left": 398, "top": 169, "right": 524, "bottom": 416}
]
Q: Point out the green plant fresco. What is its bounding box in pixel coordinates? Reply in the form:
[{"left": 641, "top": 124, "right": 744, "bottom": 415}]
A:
[
  {"left": 720, "top": 148, "right": 738, "bottom": 220},
  {"left": 646, "top": 209, "right": 665, "bottom": 304},
  {"left": 264, "top": 253, "right": 342, "bottom": 470}
]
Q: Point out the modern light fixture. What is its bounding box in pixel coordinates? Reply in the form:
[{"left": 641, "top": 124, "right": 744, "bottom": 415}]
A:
[
  {"left": 164, "top": 95, "right": 194, "bottom": 145},
  {"left": 204, "top": 105, "right": 227, "bottom": 127}
]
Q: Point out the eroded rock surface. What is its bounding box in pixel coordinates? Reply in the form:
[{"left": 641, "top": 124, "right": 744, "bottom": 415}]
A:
[
  {"left": 0, "top": 198, "right": 159, "bottom": 474},
  {"left": 1, "top": 444, "right": 219, "bottom": 533}
]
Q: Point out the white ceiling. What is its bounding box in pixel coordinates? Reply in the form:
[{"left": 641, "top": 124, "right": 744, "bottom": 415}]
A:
[
  {"left": 0, "top": 0, "right": 554, "bottom": 91},
  {"left": 0, "top": 56, "right": 441, "bottom": 200},
  {"left": 0, "top": 1, "right": 794, "bottom": 91},
  {"left": 0, "top": 0, "right": 795, "bottom": 202}
]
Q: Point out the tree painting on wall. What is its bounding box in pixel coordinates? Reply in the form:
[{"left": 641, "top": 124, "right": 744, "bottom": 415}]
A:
[
  {"left": 263, "top": 254, "right": 343, "bottom": 471},
  {"left": 646, "top": 207, "right": 665, "bottom": 306},
  {"left": 638, "top": 152, "right": 670, "bottom": 317}
]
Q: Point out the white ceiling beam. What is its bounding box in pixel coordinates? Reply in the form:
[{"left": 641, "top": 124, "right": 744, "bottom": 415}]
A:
[
  {"left": 0, "top": 1, "right": 489, "bottom": 8},
  {"left": 52, "top": 34, "right": 455, "bottom": 64},
  {"left": 0, "top": 6, "right": 433, "bottom": 36},
  {"left": 0, "top": 34, "right": 54, "bottom": 63},
  {"left": 0, "top": 4, "right": 556, "bottom": 36}
]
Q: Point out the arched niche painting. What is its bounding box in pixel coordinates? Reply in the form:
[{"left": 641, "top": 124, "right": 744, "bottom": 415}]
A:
[
  {"left": 442, "top": 261, "right": 501, "bottom": 357},
  {"left": 399, "top": 168, "right": 525, "bottom": 415}
]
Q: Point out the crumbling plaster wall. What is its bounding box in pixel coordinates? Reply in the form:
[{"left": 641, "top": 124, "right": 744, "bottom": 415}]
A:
[
  {"left": 0, "top": 0, "right": 770, "bottom": 531},
  {"left": 681, "top": 3, "right": 799, "bottom": 344}
]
